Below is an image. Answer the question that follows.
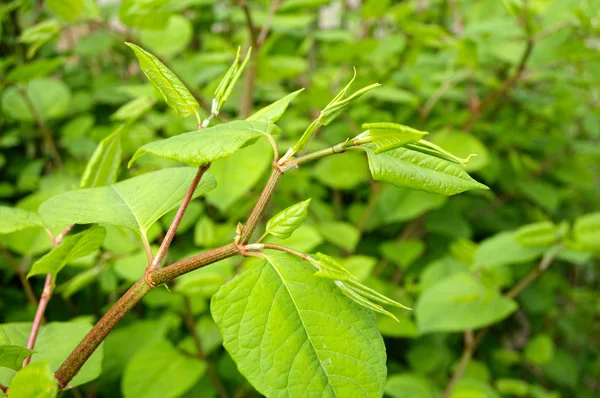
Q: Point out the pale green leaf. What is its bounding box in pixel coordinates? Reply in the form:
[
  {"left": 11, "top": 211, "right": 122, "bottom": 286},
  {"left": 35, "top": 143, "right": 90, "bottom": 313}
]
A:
[
  {"left": 119, "top": 0, "right": 171, "bottom": 30},
  {"left": 211, "top": 253, "right": 387, "bottom": 397},
  {"left": 8, "top": 361, "right": 57, "bottom": 398},
  {"left": 525, "top": 334, "right": 554, "bottom": 365},
  {"left": 80, "top": 126, "right": 122, "bottom": 189},
  {"left": 473, "top": 231, "right": 548, "bottom": 270},
  {"left": 313, "top": 151, "right": 369, "bottom": 190},
  {"left": 366, "top": 147, "right": 488, "bottom": 196},
  {"left": 129, "top": 120, "right": 277, "bottom": 166},
  {"left": 0, "top": 322, "right": 104, "bottom": 388},
  {"left": 0, "top": 206, "right": 43, "bottom": 234},
  {"left": 125, "top": 42, "right": 199, "bottom": 117},
  {"left": 264, "top": 198, "right": 311, "bottom": 239},
  {"left": 415, "top": 272, "right": 517, "bottom": 334},
  {"left": 122, "top": 339, "right": 206, "bottom": 398},
  {"left": 264, "top": 224, "right": 323, "bottom": 253},
  {"left": 316, "top": 221, "right": 360, "bottom": 252},
  {"left": 573, "top": 212, "right": 600, "bottom": 252},
  {"left": 359, "top": 122, "right": 428, "bottom": 153},
  {"left": 430, "top": 130, "right": 489, "bottom": 172},
  {"left": 139, "top": 15, "right": 193, "bottom": 58},
  {"left": 385, "top": 373, "right": 437, "bottom": 398},
  {"left": 515, "top": 221, "right": 558, "bottom": 247},
  {"left": 39, "top": 167, "right": 216, "bottom": 234},
  {"left": 28, "top": 226, "right": 106, "bottom": 279},
  {"left": 46, "top": 0, "right": 82, "bottom": 21},
  {"left": 111, "top": 97, "right": 155, "bottom": 121},
  {"left": 380, "top": 240, "right": 425, "bottom": 269},
  {"left": 0, "top": 326, "right": 32, "bottom": 371},
  {"left": 6, "top": 58, "right": 63, "bottom": 83},
  {"left": 247, "top": 89, "right": 305, "bottom": 123},
  {"left": 18, "top": 20, "right": 60, "bottom": 58},
  {"left": 1, "top": 78, "right": 71, "bottom": 122}
]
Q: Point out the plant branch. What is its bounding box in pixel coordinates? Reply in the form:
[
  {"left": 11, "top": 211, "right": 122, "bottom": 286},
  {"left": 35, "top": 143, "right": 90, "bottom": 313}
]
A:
[
  {"left": 23, "top": 224, "right": 73, "bottom": 367},
  {"left": 443, "top": 330, "right": 474, "bottom": 398},
  {"left": 238, "top": 167, "right": 283, "bottom": 243},
  {"left": 150, "top": 163, "right": 211, "bottom": 270},
  {"left": 183, "top": 297, "right": 228, "bottom": 398},
  {"left": 245, "top": 243, "right": 313, "bottom": 262},
  {"left": 1, "top": 245, "right": 37, "bottom": 305},
  {"left": 257, "top": 0, "right": 282, "bottom": 46},
  {"left": 443, "top": 246, "right": 562, "bottom": 396},
  {"left": 284, "top": 140, "right": 356, "bottom": 170},
  {"left": 17, "top": 86, "right": 63, "bottom": 169}
]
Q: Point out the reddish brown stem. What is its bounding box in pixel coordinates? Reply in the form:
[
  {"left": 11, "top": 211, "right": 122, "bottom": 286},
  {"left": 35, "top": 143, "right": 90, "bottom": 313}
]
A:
[
  {"left": 0, "top": 382, "right": 7, "bottom": 393},
  {"left": 150, "top": 164, "right": 211, "bottom": 270},
  {"left": 22, "top": 274, "right": 53, "bottom": 367}
]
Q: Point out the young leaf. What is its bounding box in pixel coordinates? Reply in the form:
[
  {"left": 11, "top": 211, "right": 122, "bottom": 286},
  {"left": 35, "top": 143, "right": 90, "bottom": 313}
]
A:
[
  {"left": 247, "top": 88, "right": 305, "bottom": 123},
  {"left": 515, "top": 221, "right": 558, "bottom": 247},
  {"left": 125, "top": 42, "right": 199, "bottom": 118},
  {"left": 8, "top": 361, "right": 58, "bottom": 398},
  {"left": 366, "top": 147, "right": 488, "bottom": 196},
  {"left": 129, "top": 120, "right": 278, "bottom": 166},
  {"left": 211, "top": 253, "right": 387, "bottom": 397},
  {"left": 406, "top": 140, "right": 476, "bottom": 166},
  {"left": 0, "top": 206, "right": 43, "bottom": 234},
  {"left": 79, "top": 126, "right": 122, "bottom": 189},
  {"left": 358, "top": 122, "right": 428, "bottom": 153},
  {"left": 415, "top": 272, "right": 517, "bottom": 334},
  {"left": 28, "top": 226, "right": 106, "bottom": 279},
  {"left": 219, "top": 47, "right": 252, "bottom": 109},
  {"left": 110, "top": 96, "right": 155, "bottom": 121},
  {"left": 40, "top": 167, "right": 216, "bottom": 235},
  {"left": 264, "top": 198, "right": 311, "bottom": 239},
  {"left": 572, "top": 212, "right": 600, "bottom": 252},
  {"left": 0, "top": 326, "right": 33, "bottom": 371}
]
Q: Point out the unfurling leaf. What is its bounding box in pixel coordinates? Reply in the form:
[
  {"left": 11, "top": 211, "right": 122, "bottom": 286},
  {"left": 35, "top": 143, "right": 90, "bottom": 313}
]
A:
[
  {"left": 0, "top": 206, "right": 43, "bottom": 234},
  {"left": 366, "top": 147, "right": 488, "bottom": 196},
  {"left": 129, "top": 120, "right": 278, "bottom": 166},
  {"left": 357, "top": 122, "right": 428, "bottom": 153},
  {"left": 125, "top": 42, "right": 199, "bottom": 118},
  {"left": 28, "top": 226, "right": 106, "bottom": 279},
  {"left": 406, "top": 139, "right": 476, "bottom": 166},
  {"left": 516, "top": 221, "right": 558, "bottom": 247},
  {"left": 264, "top": 198, "right": 311, "bottom": 239},
  {"left": 211, "top": 253, "right": 387, "bottom": 397},
  {"left": 311, "top": 253, "right": 411, "bottom": 320},
  {"left": 80, "top": 126, "right": 122, "bottom": 189},
  {"left": 215, "top": 47, "right": 252, "bottom": 111},
  {"left": 40, "top": 168, "right": 216, "bottom": 235},
  {"left": 247, "top": 88, "right": 305, "bottom": 123}
]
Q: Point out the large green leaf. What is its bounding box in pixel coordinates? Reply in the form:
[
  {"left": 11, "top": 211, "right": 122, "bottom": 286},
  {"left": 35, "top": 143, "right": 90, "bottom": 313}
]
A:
[
  {"left": 8, "top": 361, "right": 57, "bottom": 398},
  {"left": 1, "top": 78, "right": 71, "bottom": 121},
  {"left": 125, "top": 42, "right": 199, "bottom": 117},
  {"left": 39, "top": 167, "right": 216, "bottom": 235},
  {"left": 0, "top": 206, "right": 43, "bottom": 234},
  {"left": 122, "top": 339, "right": 206, "bottom": 398},
  {"left": 366, "top": 147, "right": 488, "bottom": 196},
  {"left": 473, "top": 231, "right": 548, "bottom": 270},
  {"left": 415, "top": 272, "right": 517, "bottom": 334},
  {"left": 80, "top": 126, "right": 122, "bottom": 189},
  {"left": 28, "top": 226, "right": 106, "bottom": 279},
  {"left": 264, "top": 198, "right": 311, "bottom": 239},
  {"left": 211, "top": 253, "right": 387, "bottom": 397},
  {"left": 0, "top": 326, "right": 32, "bottom": 371},
  {"left": 247, "top": 89, "right": 304, "bottom": 123},
  {"left": 0, "top": 322, "right": 104, "bottom": 387},
  {"left": 130, "top": 120, "right": 277, "bottom": 166}
]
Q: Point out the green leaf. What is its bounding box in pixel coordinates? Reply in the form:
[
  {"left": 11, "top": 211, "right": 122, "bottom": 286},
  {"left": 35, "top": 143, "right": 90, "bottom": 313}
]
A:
[
  {"left": 415, "top": 272, "right": 517, "bottom": 334},
  {"left": 1, "top": 78, "right": 71, "bottom": 121},
  {"left": 430, "top": 130, "right": 489, "bottom": 172},
  {"left": 313, "top": 151, "right": 369, "bottom": 190},
  {"left": 211, "top": 253, "right": 387, "bottom": 397},
  {"left": 122, "top": 339, "right": 206, "bottom": 398},
  {"left": 111, "top": 97, "right": 155, "bottom": 121},
  {"left": 0, "top": 326, "right": 32, "bottom": 371},
  {"left": 495, "top": 379, "right": 529, "bottom": 396},
  {"left": 125, "top": 42, "right": 199, "bottom": 118},
  {"left": 525, "top": 334, "right": 554, "bottom": 365},
  {"left": 214, "top": 47, "right": 252, "bottom": 110},
  {"left": 39, "top": 167, "right": 216, "bottom": 235},
  {"left": 366, "top": 147, "right": 488, "bottom": 196},
  {"left": 139, "top": 15, "right": 193, "bottom": 58},
  {"left": 6, "top": 58, "right": 63, "bottom": 83},
  {"left": 515, "top": 221, "right": 558, "bottom": 247},
  {"left": 18, "top": 20, "right": 60, "bottom": 58},
  {"left": 0, "top": 206, "right": 43, "bottom": 234},
  {"left": 129, "top": 120, "right": 277, "bottom": 166},
  {"left": 572, "top": 212, "right": 600, "bottom": 252},
  {"left": 46, "top": 0, "right": 82, "bottom": 21},
  {"left": 28, "top": 226, "right": 105, "bottom": 279},
  {"left": 385, "top": 373, "right": 437, "bottom": 398},
  {"left": 79, "top": 126, "right": 122, "bottom": 189},
  {"left": 264, "top": 224, "right": 323, "bottom": 253},
  {"left": 0, "top": 322, "right": 104, "bottom": 387},
  {"left": 247, "top": 89, "right": 305, "bottom": 123},
  {"left": 359, "top": 123, "right": 428, "bottom": 153},
  {"left": 119, "top": 0, "right": 171, "bottom": 30},
  {"left": 473, "top": 231, "right": 548, "bottom": 270},
  {"left": 264, "top": 199, "right": 311, "bottom": 239},
  {"left": 316, "top": 221, "right": 360, "bottom": 252},
  {"left": 380, "top": 240, "right": 425, "bottom": 270},
  {"left": 8, "top": 361, "right": 57, "bottom": 398}
]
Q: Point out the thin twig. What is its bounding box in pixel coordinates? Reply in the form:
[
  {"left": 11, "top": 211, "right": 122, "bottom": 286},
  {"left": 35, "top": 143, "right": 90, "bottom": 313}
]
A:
[
  {"left": 443, "top": 330, "right": 474, "bottom": 398},
  {"left": 150, "top": 164, "right": 211, "bottom": 271},
  {"left": 256, "top": 0, "right": 282, "bottom": 46},
  {"left": 1, "top": 246, "right": 37, "bottom": 305},
  {"left": 183, "top": 297, "right": 228, "bottom": 398}
]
